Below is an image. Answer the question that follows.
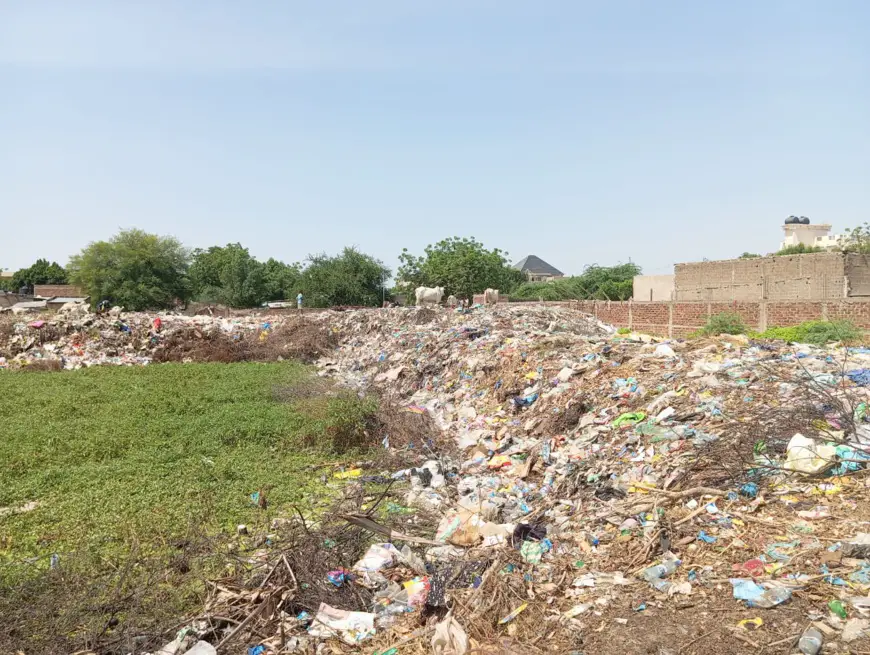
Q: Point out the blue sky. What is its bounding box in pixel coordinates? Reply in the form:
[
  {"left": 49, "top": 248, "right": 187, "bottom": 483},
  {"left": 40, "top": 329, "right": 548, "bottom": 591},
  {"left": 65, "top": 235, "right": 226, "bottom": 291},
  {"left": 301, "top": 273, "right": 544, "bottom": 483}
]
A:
[{"left": 1, "top": 1, "right": 868, "bottom": 277}]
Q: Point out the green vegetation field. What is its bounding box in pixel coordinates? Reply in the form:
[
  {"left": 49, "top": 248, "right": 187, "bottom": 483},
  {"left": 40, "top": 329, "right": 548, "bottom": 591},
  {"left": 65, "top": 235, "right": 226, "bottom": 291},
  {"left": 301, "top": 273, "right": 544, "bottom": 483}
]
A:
[
  {"left": 0, "top": 363, "right": 335, "bottom": 572},
  {"left": 1, "top": 362, "right": 361, "bottom": 651}
]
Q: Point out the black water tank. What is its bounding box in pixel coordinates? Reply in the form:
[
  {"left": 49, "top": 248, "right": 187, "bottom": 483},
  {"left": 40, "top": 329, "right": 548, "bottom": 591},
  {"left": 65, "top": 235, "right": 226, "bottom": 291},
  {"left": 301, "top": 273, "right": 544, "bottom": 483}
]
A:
[
  {"left": 785, "top": 215, "right": 798, "bottom": 224},
  {"left": 800, "top": 216, "right": 810, "bottom": 224}
]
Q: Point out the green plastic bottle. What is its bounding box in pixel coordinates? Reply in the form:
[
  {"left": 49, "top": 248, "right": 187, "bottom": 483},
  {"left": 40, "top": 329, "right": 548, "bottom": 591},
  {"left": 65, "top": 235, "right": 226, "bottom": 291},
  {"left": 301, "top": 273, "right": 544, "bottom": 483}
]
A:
[{"left": 828, "top": 599, "right": 847, "bottom": 619}]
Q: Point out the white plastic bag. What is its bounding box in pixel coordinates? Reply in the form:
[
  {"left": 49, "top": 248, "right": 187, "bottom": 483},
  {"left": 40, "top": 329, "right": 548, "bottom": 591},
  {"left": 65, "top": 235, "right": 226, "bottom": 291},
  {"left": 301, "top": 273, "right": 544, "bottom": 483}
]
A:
[
  {"left": 431, "top": 612, "right": 469, "bottom": 655},
  {"left": 307, "top": 602, "right": 375, "bottom": 645},
  {"left": 784, "top": 433, "right": 836, "bottom": 474}
]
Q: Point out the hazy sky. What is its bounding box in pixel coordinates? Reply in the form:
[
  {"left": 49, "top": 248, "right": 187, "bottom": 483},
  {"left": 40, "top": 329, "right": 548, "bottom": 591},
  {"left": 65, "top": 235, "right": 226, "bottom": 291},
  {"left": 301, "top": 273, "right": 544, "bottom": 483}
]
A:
[{"left": 2, "top": 1, "right": 868, "bottom": 277}]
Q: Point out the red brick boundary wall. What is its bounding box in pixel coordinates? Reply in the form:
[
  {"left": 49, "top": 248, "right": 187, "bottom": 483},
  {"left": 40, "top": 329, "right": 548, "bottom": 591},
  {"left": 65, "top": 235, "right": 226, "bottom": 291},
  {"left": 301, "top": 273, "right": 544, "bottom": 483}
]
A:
[
  {"left": 536, "top": 299, "right": 870, "bottom": 338},
  {"left": 33, "top": 284, "right": 85, "bottom": 298}
]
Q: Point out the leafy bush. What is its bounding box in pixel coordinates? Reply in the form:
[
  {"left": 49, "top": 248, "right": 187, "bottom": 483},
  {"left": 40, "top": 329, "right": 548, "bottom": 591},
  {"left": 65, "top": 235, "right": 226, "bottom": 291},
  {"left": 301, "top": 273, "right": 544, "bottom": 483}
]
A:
[
  {"left": 323, "top": 393, "right": 380, "bottom": 453},
  {"left": 397, "top": 237, "right": 525, "bottom": 300},
  {"left": 616, "top": 327, "right": 631, "bottom": 335},
  {"left": 695, "top": 312, "right": 748, "bottom": 336},
  {"left": 774, "top": 243, "right": 824, "bottom": 256},
  {"left": 296, "top": 391, "right": 380, "bottom": 453},
  {"left": 756, "top": 320, "right": 862, "bottom": 345},
  {"left": 511, "top": 263, "right": 640, "bottom": 301}
]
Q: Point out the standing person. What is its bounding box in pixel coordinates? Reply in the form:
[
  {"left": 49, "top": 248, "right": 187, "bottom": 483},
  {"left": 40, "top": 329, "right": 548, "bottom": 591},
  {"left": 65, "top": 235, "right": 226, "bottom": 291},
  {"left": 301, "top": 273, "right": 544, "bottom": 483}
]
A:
[{"left": 296, "top": 291, "right": 303, "bottom": 309}]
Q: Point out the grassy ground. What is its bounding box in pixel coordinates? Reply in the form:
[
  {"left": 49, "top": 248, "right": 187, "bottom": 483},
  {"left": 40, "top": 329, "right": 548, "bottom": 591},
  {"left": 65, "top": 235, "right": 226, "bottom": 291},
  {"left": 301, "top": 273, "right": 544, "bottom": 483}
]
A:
[
  {"left": 0, "top": 362, "right": 332, "bottom": 570},
  {"left": 0, "top": 362, "right": 353, "bottom": 652}
]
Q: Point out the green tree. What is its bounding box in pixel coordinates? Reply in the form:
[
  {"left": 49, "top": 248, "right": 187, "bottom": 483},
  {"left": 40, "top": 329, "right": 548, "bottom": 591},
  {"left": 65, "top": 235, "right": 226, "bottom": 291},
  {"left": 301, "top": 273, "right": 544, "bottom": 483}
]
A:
[
  {"left": 218, "top": 247, "right": 266, "bottom": 308},
  {"left": 841, "top": 222, "right": 870, "bottom": 254},
  {"left": 511, "top": 263, "right": 641, "bottom": 301},
  {"left": 188, "top": 246, "right": 230, "bottom": 300},
  {"left": 0, "top": 270, "right": 16, "bottom": 292},
  {"left": 68, "top": 229, "right": 191, "bottom": 310},
  {"left": 262, "top": 258, "right": 302, "bottom": 302},
  {"left": 397, "top": 237, "right": 525, "bottom": 300},
  {"left": 774, "top": 243, "right": 824, "bottom": 256},
  {"left": 301, "top": 247, "right": 390, "bottom": 307},
  {"left": 738, "top": 252, "right": 761, "bottom": 259},
  {"left": 189, "top": 243, "right": 270, "bottom": 307},
  {"left": 8, "top": 259, "right": 68, "bottom": 293}
]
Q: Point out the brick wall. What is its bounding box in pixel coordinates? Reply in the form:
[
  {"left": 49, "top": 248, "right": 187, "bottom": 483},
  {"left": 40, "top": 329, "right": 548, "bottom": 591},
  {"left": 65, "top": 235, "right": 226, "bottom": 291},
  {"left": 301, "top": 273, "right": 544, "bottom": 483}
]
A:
[
  {"left": 827, "top": 301, "right": 870, "bottom": 328},
  {"left": 631, "top": 303, "right": 670, "bottom": 336},
  {"left": 767, "top": 302, "right": 824, "bottom": 327},
  {"left": 674, "top": 252, "right": 848, "bottom": 301},
  {"left": 846, "top": 254, "right": 870, "bottom": 297},
  {"left": 34, "top": 284, "right": 85, "bottom": 298},
  {"left": 561, "top": 298, "right": 870, "bottom": 336}
]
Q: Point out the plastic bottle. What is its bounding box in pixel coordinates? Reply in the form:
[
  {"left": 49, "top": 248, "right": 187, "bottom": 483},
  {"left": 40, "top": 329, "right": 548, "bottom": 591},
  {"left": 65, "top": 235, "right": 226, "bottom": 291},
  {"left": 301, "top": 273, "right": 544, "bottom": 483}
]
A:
[
  {"left": 798, "top": 626, "right": 823, "bottom": 655},
  {"left": 829, "top": 599, "right": 848, "bottom": 619},
  {"left": 750, "top": 586, "right": 792, "bottom": 608},
  {"left": 641, "top": 559, "right": 680, "bottom": 593},
  {"left": 642, "top": 559, "right": 679, "bottom": 583}
]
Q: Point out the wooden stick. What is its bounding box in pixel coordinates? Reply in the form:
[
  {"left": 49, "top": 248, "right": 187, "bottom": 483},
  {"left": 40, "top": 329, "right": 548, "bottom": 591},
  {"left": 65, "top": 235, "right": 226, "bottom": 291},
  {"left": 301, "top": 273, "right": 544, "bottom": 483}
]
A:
[
  {"left": 215, "top": 601, "right": 267, "bottom": 650},
  {"left": 680, "top": 627, "right": 721, "bottom": 653},
  {"left": 258, "top": 559, "right": 281, "bottom": 589},
  {"left": 282, "top": 554, "right": 298, "bottom": 590},
  {"left": 633, "top": 484, "right": 724, "bottom": 499}
]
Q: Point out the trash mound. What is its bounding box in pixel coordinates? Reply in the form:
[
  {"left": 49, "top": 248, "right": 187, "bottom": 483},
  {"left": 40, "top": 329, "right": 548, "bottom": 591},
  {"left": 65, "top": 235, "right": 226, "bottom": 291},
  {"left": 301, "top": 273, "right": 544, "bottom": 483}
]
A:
[
  {"left": 152, "top": 318, "right": 338, "bottom": 364},
  {"left": 10, "top": 305, "right": 870, "bottom": 653},
  {"left": 133, "top": 307, "right": 870, "bottom": 653},
  {"left": 0, "top": 310, "right": 340, "bottom": 368}
]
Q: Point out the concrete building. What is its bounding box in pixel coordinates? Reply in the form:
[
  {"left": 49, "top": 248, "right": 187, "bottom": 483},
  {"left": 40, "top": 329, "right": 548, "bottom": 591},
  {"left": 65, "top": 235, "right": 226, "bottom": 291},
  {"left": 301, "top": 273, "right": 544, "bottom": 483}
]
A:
[
  {"left": 780, "top": 216, "right": 843, "bottom": 251},
  {"left": 513, "top": 255, "right": 564, "bottom": 282},
  {"left": 632, "top": 274, "right": 675, "bottom": 301}
]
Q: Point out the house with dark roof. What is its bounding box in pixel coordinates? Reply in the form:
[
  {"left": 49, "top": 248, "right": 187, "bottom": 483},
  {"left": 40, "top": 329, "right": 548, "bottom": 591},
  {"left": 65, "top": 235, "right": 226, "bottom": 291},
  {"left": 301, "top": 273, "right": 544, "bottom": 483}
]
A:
[{"left": 513, "top": 255, "right": 564, "bottom": 282}]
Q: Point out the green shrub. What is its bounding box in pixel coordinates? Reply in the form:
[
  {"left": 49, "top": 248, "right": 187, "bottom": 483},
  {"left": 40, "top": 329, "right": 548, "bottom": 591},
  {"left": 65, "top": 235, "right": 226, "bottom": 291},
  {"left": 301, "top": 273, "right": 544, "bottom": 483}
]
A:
[
  {"left": 616, "top": 327, "right": 631, "bottom": 335},
  {"left": 695, "top": 312, "right": 748, "bottom": 336},
  {"left": 324, "top": 393, "right": 380, "bottom": 453},
  {"left": 774, "top": 243, "right": 824, "bottom": 256},
  {"left": 296, "top": 391, "right": 380, "bottom": 453},
  {"left": 756, "top": 320, "right": 862, "bottom": 345},
  {"left": 511, "top": 263, "right": 640, "bottom": 301}
]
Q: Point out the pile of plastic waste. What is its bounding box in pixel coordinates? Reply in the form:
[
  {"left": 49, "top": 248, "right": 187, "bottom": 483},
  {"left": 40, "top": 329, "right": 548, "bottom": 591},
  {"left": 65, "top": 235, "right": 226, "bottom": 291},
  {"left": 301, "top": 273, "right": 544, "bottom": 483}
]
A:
[
  {"left": 11, "top": 303, "right": 870, "bottom": 652},
  {"left": 0, "top": 307, "right": 274, "bottom": 369},
  {"left": 306, "top": 305, "right": 870, "bottom": 653}
]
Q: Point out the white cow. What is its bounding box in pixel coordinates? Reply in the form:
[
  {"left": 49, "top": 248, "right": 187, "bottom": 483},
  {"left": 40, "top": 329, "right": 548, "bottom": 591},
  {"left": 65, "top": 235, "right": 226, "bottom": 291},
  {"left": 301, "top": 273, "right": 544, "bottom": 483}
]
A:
[
  {"left": 415, "top": 286, "right": 445, "bottom": 306},
  {"left": 484, "top": 288, "right": 500, "bottom": 305}
]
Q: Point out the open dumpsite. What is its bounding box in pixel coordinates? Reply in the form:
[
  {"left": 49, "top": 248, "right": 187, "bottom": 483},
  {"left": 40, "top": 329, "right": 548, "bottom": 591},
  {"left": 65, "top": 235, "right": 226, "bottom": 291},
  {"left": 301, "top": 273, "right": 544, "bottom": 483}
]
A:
[{"left": 6, "top": 304, "right": 870, "bottom": 654}]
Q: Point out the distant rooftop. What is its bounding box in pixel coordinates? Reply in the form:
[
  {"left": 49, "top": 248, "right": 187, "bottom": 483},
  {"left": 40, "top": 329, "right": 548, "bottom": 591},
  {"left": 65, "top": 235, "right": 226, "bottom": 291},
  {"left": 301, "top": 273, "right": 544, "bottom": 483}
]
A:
[
  {"left": 48, "top": 297, "right": 89, "bottom": 304},
  {"left": 513, "top": 255, "right": 564, "bottom": 277}
]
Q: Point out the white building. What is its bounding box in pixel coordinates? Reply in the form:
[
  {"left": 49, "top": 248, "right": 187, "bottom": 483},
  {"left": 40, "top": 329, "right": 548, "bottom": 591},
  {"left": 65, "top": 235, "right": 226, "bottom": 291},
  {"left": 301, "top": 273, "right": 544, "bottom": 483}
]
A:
[{"left": 780, "top": 216, "right": 843, "bottom": 250}]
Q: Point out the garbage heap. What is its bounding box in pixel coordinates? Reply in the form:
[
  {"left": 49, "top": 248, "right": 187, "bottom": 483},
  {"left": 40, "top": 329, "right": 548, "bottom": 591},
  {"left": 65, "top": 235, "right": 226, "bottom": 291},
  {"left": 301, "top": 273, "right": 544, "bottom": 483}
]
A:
[
  {"left": 300, "top": 305, "right": 870, "bottom": 654},
  {"left": 0, "top": 307, "right": 337, "bottom": 368},
  {"left": 10, "top": 304, "right": 870, "bottom": 653}
]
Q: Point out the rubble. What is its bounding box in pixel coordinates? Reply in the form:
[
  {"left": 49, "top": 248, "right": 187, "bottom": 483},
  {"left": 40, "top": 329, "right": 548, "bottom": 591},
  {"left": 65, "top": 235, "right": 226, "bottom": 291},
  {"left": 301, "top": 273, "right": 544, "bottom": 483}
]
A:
[{"left": 10, "top": 303, "right": 870, "bottom": 652}]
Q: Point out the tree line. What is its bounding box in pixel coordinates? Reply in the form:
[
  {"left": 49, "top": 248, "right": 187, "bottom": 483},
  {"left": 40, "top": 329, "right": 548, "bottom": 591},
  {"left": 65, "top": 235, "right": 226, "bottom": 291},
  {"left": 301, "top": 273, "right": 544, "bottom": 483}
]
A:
[{"left": 1, "top": 228, "right": 641, "bottom": 310}]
